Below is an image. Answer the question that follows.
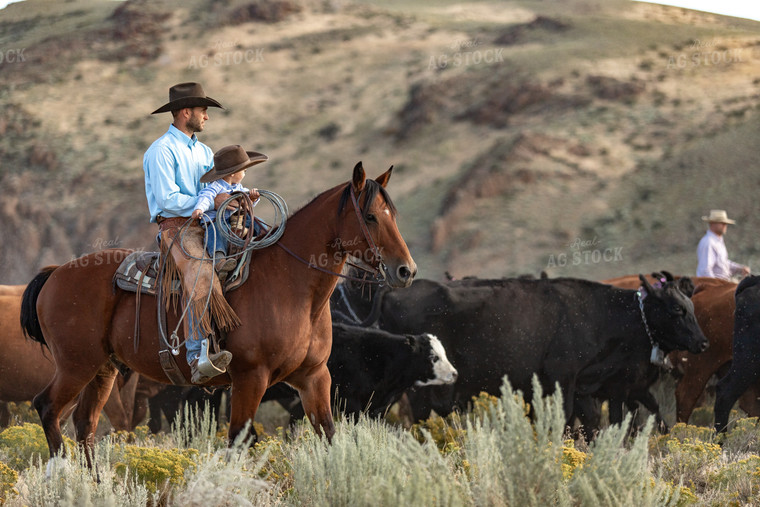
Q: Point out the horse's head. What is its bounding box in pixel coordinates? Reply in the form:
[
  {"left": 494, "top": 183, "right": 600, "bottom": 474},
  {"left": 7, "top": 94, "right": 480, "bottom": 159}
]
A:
[
  {"left": 338, "top": 162, "right": 417, "bottom": 288},
  {"left": 638, "top": 274, "right": 709, "bottom": 354}
]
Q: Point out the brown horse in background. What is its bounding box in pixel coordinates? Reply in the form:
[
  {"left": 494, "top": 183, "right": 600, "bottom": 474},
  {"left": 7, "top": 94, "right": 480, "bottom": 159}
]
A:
[
  {"left": 0, "top": 285, "right": 25, "bottom": 296},
  {"left": 21, "top": 163, "right": 416, "bottom": 464},
  {"left": 0, "top": 292, "right": 138, "bottom": 430}
]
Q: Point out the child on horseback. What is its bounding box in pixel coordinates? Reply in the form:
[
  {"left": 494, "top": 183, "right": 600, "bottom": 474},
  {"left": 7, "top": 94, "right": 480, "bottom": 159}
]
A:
[{"left": 191, "top": 145, "right": 267, "bottom": 278}]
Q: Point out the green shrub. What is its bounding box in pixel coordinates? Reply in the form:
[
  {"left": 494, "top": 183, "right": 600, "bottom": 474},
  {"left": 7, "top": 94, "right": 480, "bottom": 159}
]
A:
[
  {"left": 0, "top": 461, "right": 18, "bottom": 504},
  {"left": 718, "top": 417, "right": 760, "bottom": 457},
  {"left": 650, "top": 423, "right": 716, "bottom": 455},
  {"left": 653, "top": 436, "right": 721, "bottom": 492},
  {"left": 708, "top": 454, "right": 760, "bottom": 503},
  {"left": 4, "top": 402, "right": 38, "bottom": 426},
  {"left": 462, "top": 377, "right": 569, "bottom": 506},
  {"left": 288, "top": 415, "right": 468, "bottom": 505},
  {"left": 113, "top": 445, "right": 198, "bottom": 494},
  {"left": 171, "top": 439, "right": 277, "bottom": 506},
  {"left": 170, "top": 401, "right": 226, "bottom": 453},
  {"left": 0, "top": 423, "right": 74, "bottom": 470},
  {"left": 410, "top": 411, "right": 466, "bottom": 452},
  {"left": 13, "top": 440, "right": 152, "bottom": 507},
  {"left": 562, "top": 440, "right": 588, "bottom": 480}
]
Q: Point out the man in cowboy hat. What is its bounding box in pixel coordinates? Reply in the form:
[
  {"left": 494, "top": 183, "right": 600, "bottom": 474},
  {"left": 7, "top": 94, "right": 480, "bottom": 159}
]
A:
[
  {"left": 696, "top": 209, "right": 750, "bottom": 280},
  {"left": 143, "top": 82, "right": 240, "bottom": 384}
]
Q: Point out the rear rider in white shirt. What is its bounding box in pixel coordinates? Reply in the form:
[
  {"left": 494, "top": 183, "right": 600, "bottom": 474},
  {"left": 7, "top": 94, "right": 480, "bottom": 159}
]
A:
[{"left": 696, "top": 209, "right": 750, "bottom": 280}]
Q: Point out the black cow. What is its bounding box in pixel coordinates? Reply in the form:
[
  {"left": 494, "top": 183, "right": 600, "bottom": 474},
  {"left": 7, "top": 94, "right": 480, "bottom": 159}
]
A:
[
  {"left": 714, "top": 275, "right": 760, "bottom": 432},
  {"left": 334, "top": 275, "right": 708, "bottom": 425},
  {"left": 144, "top": 322, "right": 457, "bottom": 429},
  {"left": 572, "top": 271, "right": 697, "bottom": 435},
  {"left": 263, "top": 322, "right": 458, "bottom": 422}
]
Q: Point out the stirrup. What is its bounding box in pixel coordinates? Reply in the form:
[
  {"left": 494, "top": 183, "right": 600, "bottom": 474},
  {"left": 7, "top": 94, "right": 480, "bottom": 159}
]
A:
[{"left": 196, "top": 338, "right": 228, "bottom": 377}]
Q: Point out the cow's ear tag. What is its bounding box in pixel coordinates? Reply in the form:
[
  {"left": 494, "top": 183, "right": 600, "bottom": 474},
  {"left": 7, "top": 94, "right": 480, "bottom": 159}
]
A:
[{"left": 650, "top": 345, "right": 665, "bottom": 366}]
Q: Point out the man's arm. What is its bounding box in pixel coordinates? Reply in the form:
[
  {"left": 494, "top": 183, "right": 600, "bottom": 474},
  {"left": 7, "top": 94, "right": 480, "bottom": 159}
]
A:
[{"left": 728, "top": 259, "right": 751, "bottom": 277}]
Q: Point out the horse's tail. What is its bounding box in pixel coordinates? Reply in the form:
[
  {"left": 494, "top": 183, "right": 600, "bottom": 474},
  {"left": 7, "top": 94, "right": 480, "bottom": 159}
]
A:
[{"left": 20, "top": 265, "right": 58, "bottom": 345}]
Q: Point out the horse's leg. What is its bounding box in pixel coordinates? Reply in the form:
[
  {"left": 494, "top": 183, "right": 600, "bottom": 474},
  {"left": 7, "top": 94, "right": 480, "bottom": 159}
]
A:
[
  {"left": 297, "top": 366, "right": 335, "bottom": 443},
  {"left": 102, "top": 372, "right": 139, "bottom": 432},
  {"left": 117, "top": 372, "right": 140, "bottom": 430},
  {"left": 228, "top": 370, "right": 269, "bottom": 445},
  {"left": 34, "top": 371, "right": 94, "bottom": 460},
  {"left": 72, "top": 364, "right": 118, "bottom": 466},
  {"left": 675, "top": 362, "right": 724, "bottom": 423}
]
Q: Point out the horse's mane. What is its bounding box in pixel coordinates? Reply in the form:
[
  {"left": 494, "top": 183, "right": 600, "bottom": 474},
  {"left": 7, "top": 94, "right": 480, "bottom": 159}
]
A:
[{"left": 291, "top": 179, "right": 396, "bottom": 220}]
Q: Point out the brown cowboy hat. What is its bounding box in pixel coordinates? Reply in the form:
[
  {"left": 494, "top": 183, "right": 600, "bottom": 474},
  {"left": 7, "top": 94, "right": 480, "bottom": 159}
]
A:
[
  {"left": 151, "top": 82, "right": 224, "bottom": 114},
  {"left": 200, "top": 145, "right": 269, "bottom": 183}
]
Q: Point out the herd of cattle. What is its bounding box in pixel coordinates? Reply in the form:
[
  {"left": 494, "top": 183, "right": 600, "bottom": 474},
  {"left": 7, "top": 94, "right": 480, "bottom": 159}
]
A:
[{"left": 2, "top": 269, "right": 759, "bottom": 437}]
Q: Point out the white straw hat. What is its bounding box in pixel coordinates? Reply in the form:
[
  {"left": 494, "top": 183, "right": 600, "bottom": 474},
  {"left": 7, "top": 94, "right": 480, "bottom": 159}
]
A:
[{"left": 701, "top": 209, "right": 736, "bottom": 224}]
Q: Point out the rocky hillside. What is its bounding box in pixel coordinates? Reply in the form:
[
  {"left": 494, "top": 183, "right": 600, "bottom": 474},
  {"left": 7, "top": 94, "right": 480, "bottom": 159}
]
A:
[{"left": 1, "top": 0, "right": 759, "bottom": 283}]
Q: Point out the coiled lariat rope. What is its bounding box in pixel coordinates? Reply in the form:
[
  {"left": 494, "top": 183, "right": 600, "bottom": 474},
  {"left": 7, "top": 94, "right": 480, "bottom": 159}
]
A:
[{"left": 162, "top": 190, "right": 288, "bottom": 354}]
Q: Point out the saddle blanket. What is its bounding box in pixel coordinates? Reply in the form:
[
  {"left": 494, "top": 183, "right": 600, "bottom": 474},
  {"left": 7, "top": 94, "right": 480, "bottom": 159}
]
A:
[{"left": 113, "top": 251, "right": 180, "bottom": 295}]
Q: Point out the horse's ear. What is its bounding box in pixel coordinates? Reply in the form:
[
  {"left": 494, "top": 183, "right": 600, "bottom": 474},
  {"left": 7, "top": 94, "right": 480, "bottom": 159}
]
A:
[
  {"left": 352, "top": 161, "right": 366, "bottom": 193},
  {"left": 374, "top": 165, "right": 393, "bottom": 188}
]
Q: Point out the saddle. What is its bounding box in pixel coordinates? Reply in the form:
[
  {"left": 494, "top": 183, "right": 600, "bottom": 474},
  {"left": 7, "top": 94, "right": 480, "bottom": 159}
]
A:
[
  {"left": 113, "top": 251, "right": 180, "bottom": 295},
  {"left": 113, "top": 250, "right": 251, "bottom": 295},
  {"left": 113, "top": 249, "right": 252, "bottom": 385}
]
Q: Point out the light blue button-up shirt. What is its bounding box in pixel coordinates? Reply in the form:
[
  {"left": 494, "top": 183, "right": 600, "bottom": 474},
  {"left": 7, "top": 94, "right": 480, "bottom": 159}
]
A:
[{"left": 143, "top": 124, "right": 214, "bottom": 223}]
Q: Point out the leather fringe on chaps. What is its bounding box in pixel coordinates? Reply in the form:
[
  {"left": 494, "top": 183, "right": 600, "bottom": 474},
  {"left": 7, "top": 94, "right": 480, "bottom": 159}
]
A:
[{"left": 158, "top": 219, "right": 242, "bottom": 335}]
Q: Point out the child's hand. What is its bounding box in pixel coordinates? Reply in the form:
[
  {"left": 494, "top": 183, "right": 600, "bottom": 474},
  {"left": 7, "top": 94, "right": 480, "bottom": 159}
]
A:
[
  {"left": 191, "top": 209, "right": 203, "bottom": 220},
  {"left": 250, "top": 188, "right": 260, "bottom": 200}
]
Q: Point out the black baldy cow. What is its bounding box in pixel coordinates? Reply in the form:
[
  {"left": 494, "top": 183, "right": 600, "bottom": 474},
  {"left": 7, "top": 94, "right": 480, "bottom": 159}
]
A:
[{"left": 265, "top": 323, "right": 457, "bottom": 421}]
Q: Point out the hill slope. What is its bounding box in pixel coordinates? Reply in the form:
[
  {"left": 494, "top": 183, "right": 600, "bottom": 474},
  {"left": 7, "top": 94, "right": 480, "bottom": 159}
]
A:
[{"left": 1, "top": 0, "right": 759, "bottom": 283}]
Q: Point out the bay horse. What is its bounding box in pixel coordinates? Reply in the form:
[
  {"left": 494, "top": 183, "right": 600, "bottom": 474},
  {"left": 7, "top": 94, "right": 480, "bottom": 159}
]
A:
[
  {"left": 0, "top": 291, "right": 138, "bottom": 430},
  {"left": 21, "top": 163, "right": 415, "bottom": 464},
  {"left": 0, "top": 284, "right": 25, "bottom": 296}
]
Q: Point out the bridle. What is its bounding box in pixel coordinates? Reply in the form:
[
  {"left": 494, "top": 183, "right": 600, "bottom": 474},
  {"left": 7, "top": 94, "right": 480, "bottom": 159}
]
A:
[{"left": 276, "top": 183, "right": 388, "bottom": 284}]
